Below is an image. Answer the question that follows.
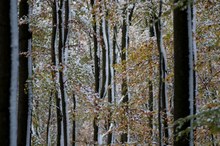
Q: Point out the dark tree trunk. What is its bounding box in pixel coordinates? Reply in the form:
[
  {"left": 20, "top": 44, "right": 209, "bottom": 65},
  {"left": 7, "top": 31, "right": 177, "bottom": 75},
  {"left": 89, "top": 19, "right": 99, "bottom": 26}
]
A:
[
  {"left": 112, "top": 24, "right": 117, "bottom": 99},
  {"left": 72, "top": 93, "right": 76, "bottom": 146},
  {"left": 58, "top": 0, "right": 69, "bottom": 144},
  {"left": 120, "top": 7, "right": 129, "bottom": 143},
  {"left": 148, "top": 80, "right": 153, "bottom": 134},
  {"left": 46, "top": 93, "right": 53, "bottom": 146},
  {"left": 147, "top": 15, "right": 154, "bottom": 144},
  {"left": 0, "top": 0, "right": 19, "bottom": 145},
  {"left": 18, "top": 0, "right": 33, "bottom": 145},
  {"left": 100, "top": 18, "right": 107, "bottom": 99},
  {"left": 91, "top": 0, "right": 100, "bottom": 144},
  {"left": 51, "top": 1, "right": 62, "bottom": 146},
  {"left": 155, "top": 1, "right": 169, "bottom": 144},
  {"left": 173, "top": 0, "right": 194, "bottom": 145}
]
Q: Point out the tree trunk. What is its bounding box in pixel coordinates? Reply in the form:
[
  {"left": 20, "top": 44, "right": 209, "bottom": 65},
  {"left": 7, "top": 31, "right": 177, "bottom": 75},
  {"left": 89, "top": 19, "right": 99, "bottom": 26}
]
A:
[
  {"left": 147, "top": 14, "right": 154, "bottom": 145},
  {"left": 58, "top": 0, "right": 70, "bottom": 144},
  {"left": 100, "top": 18, "right": 107, "bottom": 99},
  {"left": 155, "top": 1, "right": 169, "bottom": 145},
  {"left": 173, "top": 0, "right": 194, "bottom": 145},
  {"left": 46, "top": 93, "right": 53, "bottom": 146},
  {"left": 0, "top": 0, "right": 19, "bottom": 145},
  {"left": 120, "top": 6, "right": 129, "bottom": 144},
  {"left": 103, "top": 5, "right": 113, "bottom": 144},
  {"left": 51, "top": 1, "right": 62, "bottom": 146},
  {"left": 18, "top": 0, "right": 33, "bottom": 145},
  {"left": 72, "top": 93, "right": 76, "bottom": 146},
  {"left": 91, "top": 0, "right": 100, "bottom": 144}
]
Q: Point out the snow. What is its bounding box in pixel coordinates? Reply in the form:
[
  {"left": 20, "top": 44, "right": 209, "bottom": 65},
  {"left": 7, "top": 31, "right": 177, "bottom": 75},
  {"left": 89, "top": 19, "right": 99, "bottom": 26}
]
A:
[{"left": 9, "top": 0, "right": 19, "bottom": 145}]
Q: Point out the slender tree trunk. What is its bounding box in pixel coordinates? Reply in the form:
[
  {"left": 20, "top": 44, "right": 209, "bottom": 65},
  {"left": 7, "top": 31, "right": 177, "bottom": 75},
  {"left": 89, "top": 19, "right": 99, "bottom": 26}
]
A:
[
  {"left": 58, "top": 0, "right": 70, "bottom": 144},
  {"left": 173, "top": 0, "right": 194, "bottom": 145},
  {"left": 155, "top": 1, "right": 169, "bottom": 145},
  {"left": 103, "top": 6, "right": 113, "bottom": 144},
  {"left": 91, "top": 0, "right": 100, "bottom": 144},
  {"left": 72, "top": 93, "right": 76, "bottom": 146},
  {"left": 51, "top": 1, "right": 62, "bottom": 145},
  {"left": 0, "top": 0, "right": 19, "bottom": 145},
  {"left": 46, "top": 93, "right": 53, "bottom": 146},
  {"left": 148, "top": 80, "right": 153, "bottom": 141},
  {"left": 120, "top": 6, "right": 129, "bottom": 144},
  {"left": 18, "top": 0, "right": 33, "bottom": 145},
  {"left": 147, "top": 15, "right": 154, "bottom": 145},
  {"left": 112, "top": 24, "right": 117, "bottom": 97},
  {"left": 111, "top": 23, "right": 117, "bottom": 144},
  {"left": 191, "top": 1, "right": 197, "bottom": 145},
  {"left": 100, "top": 18, "right": 107, "bottom": 99}
]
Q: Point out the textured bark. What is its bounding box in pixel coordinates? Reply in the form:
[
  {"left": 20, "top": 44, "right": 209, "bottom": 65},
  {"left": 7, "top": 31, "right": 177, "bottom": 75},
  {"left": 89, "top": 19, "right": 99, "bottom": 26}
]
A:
[
  {"left": 51, "top": 1, "right": 62, "bottom": 146},
  {"left": 0, "top": 0, "right": 18, "bottom": 145},
  {"left": 18, "top": 0, "right": 33, "bottom": 145},
  {"left": 173, "top": 0, "right": 194, "bottom": 145}
]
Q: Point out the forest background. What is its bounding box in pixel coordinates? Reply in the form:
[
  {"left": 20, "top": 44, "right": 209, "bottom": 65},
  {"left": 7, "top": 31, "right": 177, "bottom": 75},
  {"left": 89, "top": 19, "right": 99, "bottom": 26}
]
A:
[{"left": 0, "top": 0, "right": 219, "bottom": 146}]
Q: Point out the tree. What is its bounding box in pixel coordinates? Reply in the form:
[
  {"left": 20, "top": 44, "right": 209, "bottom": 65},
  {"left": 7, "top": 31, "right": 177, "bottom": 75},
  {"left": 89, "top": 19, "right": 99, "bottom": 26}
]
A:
[
  {"left": 154, "top": 1, "right": 169, "bottom": 145},
  {"left": 57, "top": 0, "right": 70, "bottom": 145},
  {"left": 49, "top": 1, "right": 62, "bottom": 145},
  {"left": 120, "top": 5, "right": 129, "bottom": 143},
  {"left": 120, "top": 2, "right": 135, "bottom": 143},
  {"left": 0, "top": 0, "right": 19, "bottom": 145},
  {"left": 17, "top": 0, "right": 33, "bottom": 145},
  {"left": 90, "top": 0, "right": 100, "bottom": 144},
  {"left": 173, "top": 0, "right": 194, "bottom": 145}
]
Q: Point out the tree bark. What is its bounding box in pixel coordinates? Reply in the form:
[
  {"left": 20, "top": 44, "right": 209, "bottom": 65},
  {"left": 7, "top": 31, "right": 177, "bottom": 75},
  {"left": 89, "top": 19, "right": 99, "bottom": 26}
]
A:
[
  {"left": 91, "top": 0, "right": 100, "bottom": 144},
  {"left": 147, "top": 14, "right": 154, "bottom": 145},
  {"left": 120, "top": 6, "right": 129, "bottom": 143},
  {"left": 155, "top": 1, "right": 169, "bottom": 145},
  {"left": 72, "top": 93, "right": 76, "bottom": 146},
  {"left": 58, "top": 0, "right": 70, "bottom": 144},
  {"left": 100, "top": 18, "right": 107, "bottom": 99},
  {"left": 103, "top": 5, "right": 113, "bottom": 144},
  {"left": 46, "top": 93, "right": 53, "bottom": 146},
  {"left": 173, "top": 0, "right": 194, "bottom": 145},
  {"left": 51, "top": 1, "right": 62, "bottom": 146},
  {"left": 18, "top": 0, "right": 33, "bottom": 145},
  {"left": 0, "top": 0, "right": 19, "bottom": 145}
]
